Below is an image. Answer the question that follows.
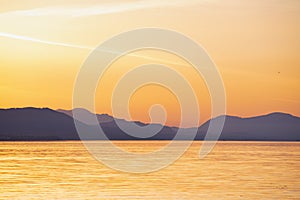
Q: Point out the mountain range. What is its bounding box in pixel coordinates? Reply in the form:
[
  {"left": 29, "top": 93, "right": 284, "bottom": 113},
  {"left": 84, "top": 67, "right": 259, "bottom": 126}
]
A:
[{"left": 0, "top": 107, "right": 299, "bottom": 141}]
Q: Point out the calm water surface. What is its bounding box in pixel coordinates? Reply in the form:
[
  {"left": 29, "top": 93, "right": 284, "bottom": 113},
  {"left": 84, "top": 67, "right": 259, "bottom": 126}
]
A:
[{"left": 0, "top": 141, "right": 299, "bottom": 199}]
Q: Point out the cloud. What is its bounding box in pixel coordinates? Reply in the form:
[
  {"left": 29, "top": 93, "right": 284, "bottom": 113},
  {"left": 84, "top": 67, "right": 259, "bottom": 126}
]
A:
[{"left": 2, "top": 0, "right": 202, "bottom": 17}]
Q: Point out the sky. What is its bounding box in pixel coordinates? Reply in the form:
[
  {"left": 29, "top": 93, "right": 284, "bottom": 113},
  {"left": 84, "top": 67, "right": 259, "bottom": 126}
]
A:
[{"left": 0, "top": 0, "right": 300, "bottom": 127}]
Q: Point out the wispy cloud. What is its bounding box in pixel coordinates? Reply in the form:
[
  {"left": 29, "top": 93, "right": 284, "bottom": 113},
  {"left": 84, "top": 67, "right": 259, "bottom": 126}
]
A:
[{"left": 2, "top": 0, "right": 202, "bottom": 17}]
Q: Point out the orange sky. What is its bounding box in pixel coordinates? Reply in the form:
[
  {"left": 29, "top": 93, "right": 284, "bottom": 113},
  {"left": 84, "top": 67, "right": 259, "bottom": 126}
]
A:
[{"left": 0, "top": 0, "right": 300, "bottom": 127}]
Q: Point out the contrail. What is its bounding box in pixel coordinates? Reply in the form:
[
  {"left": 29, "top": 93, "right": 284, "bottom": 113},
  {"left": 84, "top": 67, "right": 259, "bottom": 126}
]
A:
[
  {"left": 0, "top": 32, "right": 187, "bottom": 66},
  {"left": 0, "top": 32, "right": 92, "bottom": 50}
]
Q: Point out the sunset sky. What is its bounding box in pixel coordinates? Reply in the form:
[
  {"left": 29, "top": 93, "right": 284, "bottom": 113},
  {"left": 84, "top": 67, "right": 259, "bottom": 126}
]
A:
[{"left": 1, "top": 0, "right": 300, "bottom": 127}]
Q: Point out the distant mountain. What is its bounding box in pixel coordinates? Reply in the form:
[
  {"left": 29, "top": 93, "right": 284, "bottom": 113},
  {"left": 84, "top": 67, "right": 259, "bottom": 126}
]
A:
[
  {"left": 57, "top": 108, "right": 115, "bottom": 124},
  {"left": 0, "top": 108, "right": 175, "bottom": 141},
  {"left": 0, "top": 108, "right": 79, "bottom": 140},
  {"left": 0, "top": 107, "right": 299, "bottom": 141},
  {"left": 195, "top": 113, "right": 300, "bottom": 141}
]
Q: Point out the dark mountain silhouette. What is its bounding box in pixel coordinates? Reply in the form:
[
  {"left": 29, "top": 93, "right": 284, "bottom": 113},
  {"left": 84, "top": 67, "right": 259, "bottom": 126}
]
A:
[
  {"left": 0, "top": 107, "right": 79, "bottom": 140},
  {"left": 195, "top": 113, "right": 300, "bottom": 141},
  {"left": 57, "top": 108, "right": 115, "bottom": 124},
  {"left": 0, "top": 107, "right": 299, "bottom": 141},
  {"left": 0, "top": 108, "right": 175, "bottom": 141}
]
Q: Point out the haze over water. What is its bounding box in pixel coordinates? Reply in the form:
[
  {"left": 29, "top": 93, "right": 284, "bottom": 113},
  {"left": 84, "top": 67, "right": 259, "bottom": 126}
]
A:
[{"left": 0, "top": 141, "right": 299, "bottom": 199}]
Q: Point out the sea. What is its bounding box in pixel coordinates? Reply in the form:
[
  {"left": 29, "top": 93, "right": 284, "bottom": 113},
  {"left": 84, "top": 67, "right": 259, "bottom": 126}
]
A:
[{"left": 0, "top": 141, "right": 299, "bottom": 199}]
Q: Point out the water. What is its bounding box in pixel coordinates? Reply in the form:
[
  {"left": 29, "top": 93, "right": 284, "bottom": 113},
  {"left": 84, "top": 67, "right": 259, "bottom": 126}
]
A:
[{"left": 0, "top": 141, "right": 299, "bottom": 199}]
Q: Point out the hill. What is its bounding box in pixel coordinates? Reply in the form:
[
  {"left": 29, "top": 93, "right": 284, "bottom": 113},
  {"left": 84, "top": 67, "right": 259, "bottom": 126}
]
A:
[{"left": 0, "top": 108, "right": 299, "bottom": 141}]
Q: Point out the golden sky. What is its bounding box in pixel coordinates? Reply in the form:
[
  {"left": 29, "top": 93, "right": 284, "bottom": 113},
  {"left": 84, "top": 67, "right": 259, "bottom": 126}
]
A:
[{"left": 0, "top": 0, "right": 300, "bottom": 127}]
